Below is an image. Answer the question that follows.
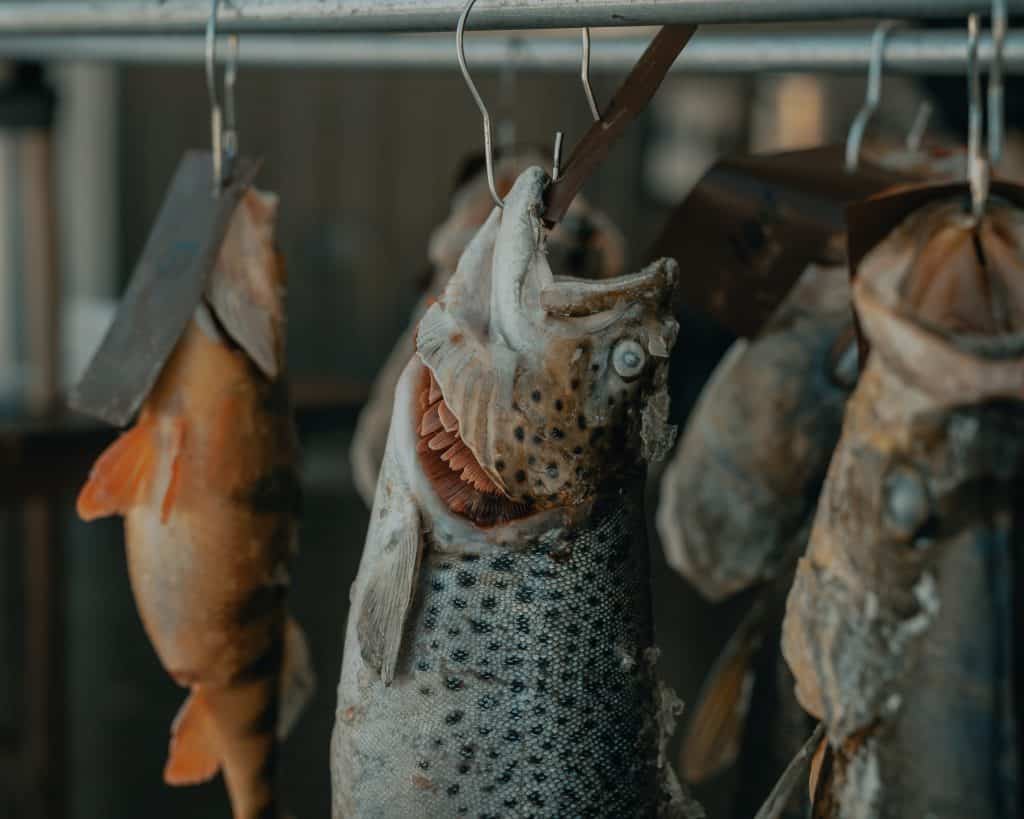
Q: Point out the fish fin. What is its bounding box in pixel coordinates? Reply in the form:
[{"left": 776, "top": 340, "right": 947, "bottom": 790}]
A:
[
  {"left": 809, "top": 729, "right": 829, "bottom": 805},
  {"left": 76, "top": 418, "right": 157, "bottom": 521},
  {"left": 357, "top": 468, "right": 423, "bottom": 686},
  {"left": 681, "top": 596, "right": 767, "bottom": 783},
  {"left": 159, "top": 419, "right": 187, "bottom": 523},
  {"left": 752, "top": 723, "right": 826, "bottom": 819},
  {"left": 205, "top": 189, "right": 286, "bottom": 379},
  {"left": 164, "top": 689, "right": 221, "bottom": 786},
  {"left": 277, "top": 616, "right": 316, "bottom": 739}
]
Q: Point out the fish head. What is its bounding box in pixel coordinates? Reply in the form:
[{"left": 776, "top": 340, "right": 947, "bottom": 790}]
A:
[
  {"left": 414, "top": 166, "right": 679, "bottom": 526},
  {"left": 782, "top": 198, "right": 1024, "bottom": 744}
]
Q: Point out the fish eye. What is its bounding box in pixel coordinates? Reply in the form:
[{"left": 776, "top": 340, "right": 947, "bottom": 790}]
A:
[
  {"left": 611, "top": 339, "right": 646, "bottom": 380},
  {"left": 882, "top": 465, "right": 934, "bottom": 546}
]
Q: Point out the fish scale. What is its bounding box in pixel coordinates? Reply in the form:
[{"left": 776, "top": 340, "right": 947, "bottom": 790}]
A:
[{"left": 346, "top": 496, "right": 665, "bottom": 818}]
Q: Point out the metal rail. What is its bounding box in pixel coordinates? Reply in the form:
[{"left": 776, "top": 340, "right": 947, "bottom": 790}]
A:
[
  {"left": 0, "top": 0, "right": 1019, "bottom": 35},
  {"left": 1, "top": 29, "right": 1022, "bottom": 74}
]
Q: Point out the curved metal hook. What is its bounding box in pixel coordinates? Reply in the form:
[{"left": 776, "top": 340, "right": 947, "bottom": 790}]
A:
[
  {"left": 206, "top": 0, "right": 238, "bottom": 195},
  {"left": 989, "top": 0, "right": 1007, "bottom": 167},
  {"left": 845, "top": 21, "right": 896, "bottom": 173},
  {"left": 967, "top": 13, "right": 990, "bottom": 219},
  {"left": 457, "top": 0, "right": 503, "bottom": 208},
  {"left": 905, "top": 100, "right": 933, "bottom": 152},
  {"left": 581, "top": 29, "right": 601, "bottom": 122}
]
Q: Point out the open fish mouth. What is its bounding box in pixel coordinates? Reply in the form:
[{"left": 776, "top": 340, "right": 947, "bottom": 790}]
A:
[{"left": 415, "top": 367, "right": 531, "bottom": 527}]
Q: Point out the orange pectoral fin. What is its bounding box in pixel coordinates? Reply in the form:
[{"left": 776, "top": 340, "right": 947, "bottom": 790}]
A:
[
  {"left": 164, "top": 688, "right": 221, "bottom": 786},
  {"left": 76, "top": 419, "right": 158, "bottom": 521}
]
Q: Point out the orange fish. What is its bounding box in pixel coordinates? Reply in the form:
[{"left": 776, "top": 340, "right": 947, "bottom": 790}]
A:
[{"left": 77, "top": 189, "right": 313, "bottom": 819}]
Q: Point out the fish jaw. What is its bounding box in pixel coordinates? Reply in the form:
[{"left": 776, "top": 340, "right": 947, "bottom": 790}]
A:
[{"left": 415, "top": 166, "right": 679, "bottom": 525}]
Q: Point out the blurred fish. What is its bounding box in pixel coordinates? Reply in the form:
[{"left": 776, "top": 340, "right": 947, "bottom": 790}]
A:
[
  {"left": 77, "top": 189, "right": 314, "bottom": 819},
  {"left": 349, "top": 152, "right": 626, "bottom": 507},
  {"left": 781, "top": 197, "right": 1024, "bottom": 818},
  {"left": 658, "top": 258, "right": 856, "bottom": 602},
  {"left": 331, "top": 167, "right": 700, "bottom": 818}
]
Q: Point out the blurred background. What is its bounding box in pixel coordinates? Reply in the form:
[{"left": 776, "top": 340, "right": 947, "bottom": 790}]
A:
[{"left": 0, "top": 20, "right": 1012, "bottom": 819}]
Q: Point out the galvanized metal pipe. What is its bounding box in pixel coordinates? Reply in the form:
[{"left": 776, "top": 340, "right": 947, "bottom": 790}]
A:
[
  {"left": 1, "top": 29, "right": 1022, "bottom": 74},
  {"left": 0, "top": 0, "right": 1018, "bottom": 35}
]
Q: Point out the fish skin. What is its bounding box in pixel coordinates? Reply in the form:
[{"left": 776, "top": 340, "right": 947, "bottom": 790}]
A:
[
  {"left": 349, "top": 152, "right": 626, "bottom": 507},
  {"left": 332, "top": 167, "right": 697, "bottom": 818},
  {"left": 77, "top": 190, "right": 311, "bottom": 819},
  {"left": 781, "top": 198, "right": 1024, "bottom": 818},
  {"left": 657, "top": 261, "right": 854, "bottom": 603}
]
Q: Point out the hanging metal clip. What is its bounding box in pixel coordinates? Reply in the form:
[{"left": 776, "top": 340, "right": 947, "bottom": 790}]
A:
[
  {"left": 206, "top": 0, "right": 239, "bottom": 196},
  {"left": 845, "top": 20, "right": 896, "bottom": 172}
]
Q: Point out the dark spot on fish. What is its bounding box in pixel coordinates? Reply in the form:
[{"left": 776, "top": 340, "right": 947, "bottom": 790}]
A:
[
  {"left": 481, "top": 595, "right": 497, "bottom": 610},
  {"left": 546, "top": 463, "right": 559, "bottom": 478},
  {"left": 231, "top": 634, "right": 283, "bottom": 684},
  {"left": 528, "top": 792, "right": 545, "bottom": 807},
  {"left": 516, "top": 586, "right": 535, "bottom": 603},
  {"left": 418, "top": 760, "right": 429, "bottom": 770},
  {"left": 554, "top": 399, "right": 564, "bottom": 412},
  {"left": 417, "top": 660, "right": 430, "bottom": 671},
  {"left": 419, "top": 686, "right": 432, "bottom": 696},
  {"left": 551, "top": 428, "right": 564, "bottom": 440},
  {"left": 458, "top": 763, "right": 471, "bottom": 775},
  {"left": 495, "top": 459, "right": 505, "bottom": 472},
  {"left": 452, "top": 598, "right": 467, "bottom": 610},
  {"left": 591, "top": 363, "right": 600, "bottom": 372},
  {"left": 505, "top": 655, "right": 523, "bottom": 668},
  {"left": 505, "top": 728, "right": 521, "bottom": 742},
  {"left": 532, "top": 435, "right": 543, "bottom": 445},
  {"left": 515, "top": 470, "right": 526, "bottom": 483},
  {"left": 242, "top": 466, "right": 303, "bottom": 517},
  {"left": 445, "top": 710, "right": 465, "bottom": 725},
  {"left": 456, "top": 571, "right": 475, "bottom": 588},
  {"left": 531, "top": 390, "right": 542, "bottom": 402},
  {"left": 451, "top": 648, "right": 468, "bottom": 662},
  {"left": 514, "top": 426, "right": 525, "bottom": 441},
  {"left": 590, "top": 427, "right": 605, "bottom": 443},
  {"left": 447, "top": 784, "right": 460, "bottom": 797},
  {"left": 577, "top": 415, "right": 587, "bottom": 430},
  {"left": 234, "top": 584, "right": 285, "bottom": 625},
  {"left": 527, "top": 455, "right": 536, "bottom": 465},
  {"left": 469, "top": 618, "right": 492, "bottom": 634},
  {"left": 570, "top": 378, "right": 580, "bottom": 390},
  {"left": 431, "top": 578, "right": 445, "bottom": 592}
]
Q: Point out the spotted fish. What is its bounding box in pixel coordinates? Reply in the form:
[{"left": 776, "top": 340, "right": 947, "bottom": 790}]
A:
[
  {"left": 349, "top": 152, "right": 626, "bottom": 507},
  {"left": 77, "top": 189, "right": 314, "bottom": 819},
  {"left": 332, "top": 167, "right": 698, "bottom": 818},
  {"left": 781, "top": 197, "right": 1024, "bottom": 818}
]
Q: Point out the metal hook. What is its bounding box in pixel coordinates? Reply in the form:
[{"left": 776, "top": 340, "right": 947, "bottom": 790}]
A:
[
  {"left": 457, "top": 0, "right": 504, "bottom": 209},
  {"left": 967, "top": 13, "right": 990, "bottom": 219},
  {"left": 205, "top": 0, "right": 238, "bottom": 196},
  {"left": 905, "top": 100, "right": 933, "bottom": 152},
  {"left": 989, "top": 0, "right": 1007, "bottom": 167},
  {"left": 845, "top": 21, "right": 896, "bottom": 173},
  {"left": 581, "top": 29, "right": 601, "bottom": 122}
]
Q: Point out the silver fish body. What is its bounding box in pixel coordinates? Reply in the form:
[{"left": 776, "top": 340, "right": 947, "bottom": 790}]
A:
[
  {"left": 335, "top": 488, "right": 668, "bottom": 817},
  {"left": 333, "top": 167, "right": 695, "bottom": 818}
]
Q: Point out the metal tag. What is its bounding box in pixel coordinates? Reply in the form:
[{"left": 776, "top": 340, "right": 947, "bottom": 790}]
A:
[
  {"left": 645, "top": 145, "right": 915, "bottom": 338},
  {"left": 69, "top": 150, "right": 259, "bottom": 426}
]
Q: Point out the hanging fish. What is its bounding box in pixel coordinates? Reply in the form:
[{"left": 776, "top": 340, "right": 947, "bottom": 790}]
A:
[
  {"left": 657, "top": 258, "right": 856, "bottom": 817},
  {"left": 781, "top": 196, "right": 1024, "bottom": 818},
  {"left": 657, "top": 258, "right": 857, "bottom": 602},
  {"left": 77, "top": 189, "right": 314, "bottom": 819},
  {"left": 349, "top": 152, "right": 626, "bottom": 507},
  {"left": 331, "top": 167, "right": 698, "bottom": 818}
]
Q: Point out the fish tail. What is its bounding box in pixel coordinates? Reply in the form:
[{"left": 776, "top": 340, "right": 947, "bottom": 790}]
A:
[{"left": 166, "top": 676, "right": 282, "bottom": 819}]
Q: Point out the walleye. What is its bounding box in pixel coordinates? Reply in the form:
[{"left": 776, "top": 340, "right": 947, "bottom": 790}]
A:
[
  {"left": 332, "top": 167, "right": 697, "bottom": 818},
  {"left": 781, "top": 197, "right": 1024, "bottom": 818},
  {"left": 77, "top": 189, "right": 314, "bottom": 819},
  {"left": 349, "top": 152, "right": 626, "bottom": 507},
  {"left": 657, "top": 259, "right": 856, "bottom": 602}
]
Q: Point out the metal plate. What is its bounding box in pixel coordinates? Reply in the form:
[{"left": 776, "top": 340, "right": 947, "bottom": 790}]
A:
[
  {"left": 69, "top": 150, "right": 259, "bottom": 426},
  {"left": 646, "top": 145, "right": 916, "bottom": 338}
]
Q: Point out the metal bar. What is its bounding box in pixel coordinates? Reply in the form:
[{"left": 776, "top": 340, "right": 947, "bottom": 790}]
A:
[
  {"left": 0, "top": 0, "right": 1018, "bottom": 35},
  {"left": 0, "top": 29, "right": 1022, "bottom": 74}
]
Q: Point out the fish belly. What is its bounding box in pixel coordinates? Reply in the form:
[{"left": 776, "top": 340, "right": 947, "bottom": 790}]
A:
[{"left": 338, "top": 499, "right": 666, "bottom": 818}]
